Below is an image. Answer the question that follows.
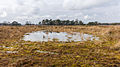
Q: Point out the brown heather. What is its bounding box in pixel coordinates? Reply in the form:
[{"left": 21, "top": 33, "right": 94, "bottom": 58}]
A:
[{"left": 0, "top": 25, "right": 120, "bottom": 67}]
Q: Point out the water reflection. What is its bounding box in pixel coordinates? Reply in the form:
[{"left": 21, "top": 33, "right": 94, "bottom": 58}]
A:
[
  {"left": 36, "top": 50, "right": 58, "bottom": 54},
  {"left": 6, "top": 51, "right": 18, "bottom": 54},
  {"left": 23, "top": 31, "right": 99, "bottom": 42}
]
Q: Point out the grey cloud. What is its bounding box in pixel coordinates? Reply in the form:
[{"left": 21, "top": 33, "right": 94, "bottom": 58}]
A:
[
  {"left": 63, "top": 0, "right": 114, "bottom": 10},
  {"left": 0, "top": 0, "right": 119, "bottom": 23}
]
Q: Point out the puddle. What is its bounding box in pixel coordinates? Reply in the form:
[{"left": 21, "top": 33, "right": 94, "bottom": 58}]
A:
[
  {"left": 23, "top": 31, "right": 99, "bottom": 42},
  {"left": 0, "top": 46, "right": 18, "bottom": 54},
  {"left": 0, "top": 46, "right": 13, "bottom": 49},
  {"left": 36, "top": 50, "right": 58, "bottom": 54},
  {"left": 6, "top": 51, "right": 18, "bottom": 53},
  {"left": 1, "top": 51, "right": 18, "bottom": 54},
  {"left": 3, "top": 46, "right": 13, "bottom": 49}
]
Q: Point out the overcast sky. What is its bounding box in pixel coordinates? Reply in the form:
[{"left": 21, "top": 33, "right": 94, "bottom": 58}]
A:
[{"left": 0, "top": 0, "right": 120, "bottom": 23}]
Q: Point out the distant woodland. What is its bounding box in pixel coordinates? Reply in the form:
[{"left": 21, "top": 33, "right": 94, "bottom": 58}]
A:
[{"left": 0, "top": 19, "right": 120, "bottom": 26}]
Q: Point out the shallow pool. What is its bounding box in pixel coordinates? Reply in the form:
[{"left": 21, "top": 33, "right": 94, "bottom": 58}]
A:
[{"left": 23, "top": 31, "right": 99, "bottom": 42}]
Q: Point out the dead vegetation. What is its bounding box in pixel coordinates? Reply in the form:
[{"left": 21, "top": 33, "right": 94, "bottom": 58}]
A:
[{"left": 0, "top": 25, "right": 120, "bottom": 67}]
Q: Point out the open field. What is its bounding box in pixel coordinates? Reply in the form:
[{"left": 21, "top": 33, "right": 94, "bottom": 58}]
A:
[{"left": 0, "top": 25, "right": 120, "bottom": 67}]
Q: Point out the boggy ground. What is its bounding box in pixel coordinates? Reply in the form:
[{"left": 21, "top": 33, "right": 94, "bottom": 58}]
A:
[{"left": 0, "top": 25, "right": 120, "bottom": 67}]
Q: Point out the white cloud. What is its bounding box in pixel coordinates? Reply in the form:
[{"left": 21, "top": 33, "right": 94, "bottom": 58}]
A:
[
  {"left": 0, "top": 0, "right": 119, "bottom": 23},
  {"left": 63, "top": 0, "right": 112, "bottom": 10},
  {"left": 0, "top": 11, "right": 7, "bottom": 17},
  {"left": 84, "top": 15, "right": 89, "bottom": 20}
]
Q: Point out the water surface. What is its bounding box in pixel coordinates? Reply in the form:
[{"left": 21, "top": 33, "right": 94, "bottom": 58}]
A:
[{"left": 23, "top": 31, "right": 99, "bottom": 42}]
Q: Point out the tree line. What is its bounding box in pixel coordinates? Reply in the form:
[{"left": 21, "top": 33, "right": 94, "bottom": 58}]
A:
[
  {"left": 0, "top": 19, "right": 120, "bottom": 26},
  {"left": 40, "top": 19, "right": 84, "bottom": 25},
  {"left": 0, "top": 21, "right": 21, "bottom": 26},
  {"left": 40, "top": 19, "right": 120, "bottom": 25}
]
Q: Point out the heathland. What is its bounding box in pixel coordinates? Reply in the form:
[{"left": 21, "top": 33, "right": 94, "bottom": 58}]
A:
[{"left": 0, "top": 25, "right": 120, "bottom": 67}]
